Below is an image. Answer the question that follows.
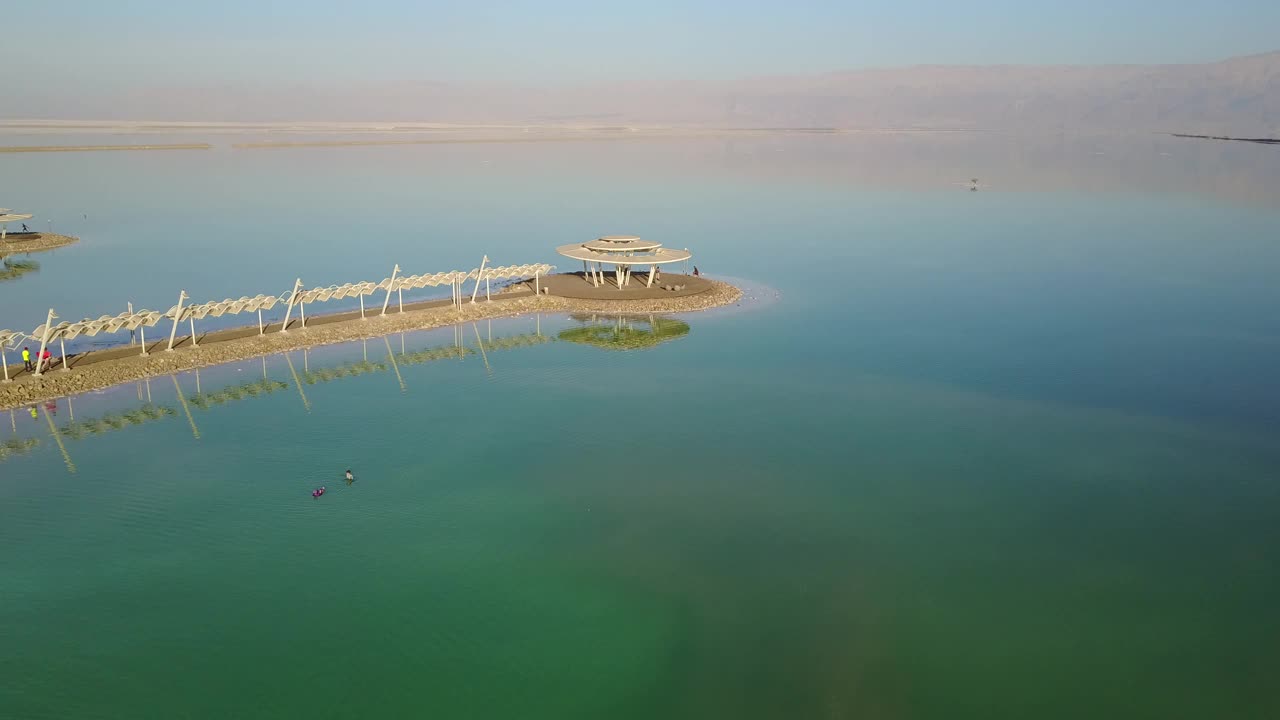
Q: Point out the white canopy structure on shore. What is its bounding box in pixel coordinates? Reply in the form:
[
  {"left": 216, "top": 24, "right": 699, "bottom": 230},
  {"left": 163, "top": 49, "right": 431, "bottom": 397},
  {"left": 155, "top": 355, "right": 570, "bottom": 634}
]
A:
[
  {"left": 556, "top": 235, "right": 692, "bottom": 289},
  {"left": 0, "top": 211, "right": 34, "bottom": 240}
]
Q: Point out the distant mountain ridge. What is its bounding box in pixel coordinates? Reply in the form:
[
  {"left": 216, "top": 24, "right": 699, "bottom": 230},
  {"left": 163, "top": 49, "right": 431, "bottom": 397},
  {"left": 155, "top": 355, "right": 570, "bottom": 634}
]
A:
[
  {"left": 9, "top": 52, "right": 1279, "bottom": 135},
  {"left": 564, "top": 52, "right": 1280, "bottom": 135}
]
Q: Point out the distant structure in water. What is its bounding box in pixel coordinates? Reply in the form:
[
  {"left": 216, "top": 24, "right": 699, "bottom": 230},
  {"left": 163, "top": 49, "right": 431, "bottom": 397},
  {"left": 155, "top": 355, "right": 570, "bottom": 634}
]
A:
[{"left": 970, "top": 177, "right": 980, "bottom": 192}]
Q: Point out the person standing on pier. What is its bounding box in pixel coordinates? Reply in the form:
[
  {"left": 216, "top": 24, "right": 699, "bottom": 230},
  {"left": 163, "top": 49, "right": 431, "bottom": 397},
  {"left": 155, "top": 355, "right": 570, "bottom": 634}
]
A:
[{"left": 22, "top": 346, "right": 32, "bottom": 372}]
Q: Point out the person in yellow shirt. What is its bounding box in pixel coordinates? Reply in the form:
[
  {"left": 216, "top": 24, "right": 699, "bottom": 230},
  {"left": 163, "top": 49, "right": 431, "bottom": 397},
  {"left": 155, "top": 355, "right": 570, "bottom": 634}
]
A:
[{"left": 22, "top": 346, "right": 32, "bottom": 372}]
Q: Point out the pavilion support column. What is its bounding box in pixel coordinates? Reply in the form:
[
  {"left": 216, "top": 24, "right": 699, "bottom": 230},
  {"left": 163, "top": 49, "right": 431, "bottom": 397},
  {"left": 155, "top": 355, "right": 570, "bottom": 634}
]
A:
[
  {"left": 257, "top": 308, "right": 265, "bottom": 335},
  {"left": 615, "top": 265, "right": 623, "bottom": 290},
  {"left": 646, "top": 265, "right": 657, "bottom": 287},
  {"left": 139, "top": 325, "right": 148, "bottom": 356},
  {"left": 190, "top": 317, "right": 199, "bottom": 345},
  {"left": 60, "top": 338, "right": 69, "bottom": 371},
  {"left": 359, "top": 294, "right": 366, "bottom": 320},
  {"left": 1, "top": 349, "right": 8, "bottom": 382}
]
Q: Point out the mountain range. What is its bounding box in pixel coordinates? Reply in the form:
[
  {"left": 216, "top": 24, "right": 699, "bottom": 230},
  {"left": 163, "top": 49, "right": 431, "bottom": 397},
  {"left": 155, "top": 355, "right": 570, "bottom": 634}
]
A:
[{"left": 11, "top": 52, "right": 1279, "bottom": 135}]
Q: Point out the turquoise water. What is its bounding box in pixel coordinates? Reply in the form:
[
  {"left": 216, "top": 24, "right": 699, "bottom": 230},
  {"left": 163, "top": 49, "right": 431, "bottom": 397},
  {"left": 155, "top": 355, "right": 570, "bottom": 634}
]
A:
[{"left": 2, "top": 134, "right": 1280, "bottom": 718}]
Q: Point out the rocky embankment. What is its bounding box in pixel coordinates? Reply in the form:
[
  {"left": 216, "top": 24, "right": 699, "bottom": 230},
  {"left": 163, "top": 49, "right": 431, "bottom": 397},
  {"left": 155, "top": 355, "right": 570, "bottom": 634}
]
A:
[{"left": 0, "top": 232, "right": 79, "bottom": 256}]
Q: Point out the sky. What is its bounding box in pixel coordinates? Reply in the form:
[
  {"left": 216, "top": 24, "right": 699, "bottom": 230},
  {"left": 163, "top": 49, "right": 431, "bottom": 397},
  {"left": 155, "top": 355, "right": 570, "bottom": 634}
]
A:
[
  {"left": 1, "top": 1, "right": 1277, "bottom": 120},
  {"left": 6, "top": 1, "right": 1279, "bottom": 83}
]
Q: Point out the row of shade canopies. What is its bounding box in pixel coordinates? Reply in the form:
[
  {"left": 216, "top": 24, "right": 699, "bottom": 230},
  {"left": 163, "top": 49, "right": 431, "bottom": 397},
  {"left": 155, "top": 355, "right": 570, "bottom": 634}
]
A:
[{"left": 555, "top": 235, "right": 691, "bottom": 289}]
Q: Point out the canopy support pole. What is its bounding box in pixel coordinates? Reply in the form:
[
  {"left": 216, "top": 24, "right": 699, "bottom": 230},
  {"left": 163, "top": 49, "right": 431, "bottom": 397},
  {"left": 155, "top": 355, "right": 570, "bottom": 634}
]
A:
[
  {"left": 281, "top": 279, "right": 301, "bottom": 333},
  {"left": 34, "top": 309, "right": 56, "bottom": 376},
  {"left": 1, "top": 349, "right": 8, "bottom": 382},
  {"left": 139, "top": 325, "right": 148, "bottom": 356},
  {"left": 381, "top": 265, "right": 399, "bottom": 316},
  {"left": 167, "top": 290, "right": 187, "bottom": 350},
  {"left": 647, "top": 265, "right": 657, "bottom": 287},
  {"left": 471, "top": 255, "right": 488, "bottom": 303},
  {"left": 189, "top": 317, "right": 198, "bottom": 346},
  {"left": 60, "top": 338, "right": 69, "bottom": 371}
]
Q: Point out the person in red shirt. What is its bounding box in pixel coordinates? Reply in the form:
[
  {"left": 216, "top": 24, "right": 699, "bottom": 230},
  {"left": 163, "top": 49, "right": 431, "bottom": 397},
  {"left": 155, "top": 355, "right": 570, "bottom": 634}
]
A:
[{"left": 40, "top": 348, "right": 53, "bottom": 371}]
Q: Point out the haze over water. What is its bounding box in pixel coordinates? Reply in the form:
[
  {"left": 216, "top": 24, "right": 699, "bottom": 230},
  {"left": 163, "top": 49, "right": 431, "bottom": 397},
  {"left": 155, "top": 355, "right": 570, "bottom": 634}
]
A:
[{"left": 2, "top": 133, "right": 1279, "bottom": 718}]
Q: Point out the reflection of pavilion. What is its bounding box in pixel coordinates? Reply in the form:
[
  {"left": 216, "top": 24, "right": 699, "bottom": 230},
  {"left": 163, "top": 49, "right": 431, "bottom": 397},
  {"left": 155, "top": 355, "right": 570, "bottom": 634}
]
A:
[
  {"left": 556, "top": 235, "right": 692, "bottom": 290},
  {"left": 558, "top": 314, "right": 690, "bottom": 351}
]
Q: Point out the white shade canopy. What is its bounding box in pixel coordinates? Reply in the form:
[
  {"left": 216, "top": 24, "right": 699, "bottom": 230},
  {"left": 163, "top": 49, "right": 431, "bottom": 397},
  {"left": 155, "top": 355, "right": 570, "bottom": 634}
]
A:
[{"left": 555, "top": 243, "right": 691, "bottom": 265}]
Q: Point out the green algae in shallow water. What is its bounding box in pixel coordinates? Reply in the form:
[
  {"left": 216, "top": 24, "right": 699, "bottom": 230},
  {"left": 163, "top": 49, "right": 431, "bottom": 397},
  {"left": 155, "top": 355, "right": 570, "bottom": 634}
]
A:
[
  {"left": 302, "top": 361, "right": 385, "bottom": 385},
  {"left": 558, "top": 316, "right": 690, "bottom": 351},
  {"left": 0, "top": 436, "right": 40, "bottom": 461},
  {"left": 59, "top": 404, "right": 175, "bottom": 440},
  {"left": 190, "top": 379, "right": 289, "bottom": 407},
  {"left": 0, "top": 258, "right": 39, "bottom": 282}
]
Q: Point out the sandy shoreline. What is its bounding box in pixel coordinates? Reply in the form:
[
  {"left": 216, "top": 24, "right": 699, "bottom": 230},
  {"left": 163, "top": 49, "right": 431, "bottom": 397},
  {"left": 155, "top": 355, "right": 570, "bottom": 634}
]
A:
[
  {"left": 0, "top": 144, "right": 212, "bottom": 153},
  {"left": 0, "top": 278, "right": 742, "bottom": 409},
  {"left": 0, "top": 232, "right": 80, "bottom": 256}
]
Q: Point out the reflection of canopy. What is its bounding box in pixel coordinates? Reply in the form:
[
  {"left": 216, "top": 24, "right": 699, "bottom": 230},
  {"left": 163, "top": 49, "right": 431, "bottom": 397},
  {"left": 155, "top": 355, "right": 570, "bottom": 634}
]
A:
[{"left": 558, "top": 316, "right": 690, "bottom": 351}]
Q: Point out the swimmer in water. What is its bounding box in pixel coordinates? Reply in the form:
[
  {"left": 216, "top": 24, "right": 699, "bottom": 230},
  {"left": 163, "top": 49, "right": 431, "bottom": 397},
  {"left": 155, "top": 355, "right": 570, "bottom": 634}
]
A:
[
  {"left": 312, "top": 486, "right": 326, "bottom": 498},
  {"left": 345, "top": 469, "right": 354, "bottom": 486}
]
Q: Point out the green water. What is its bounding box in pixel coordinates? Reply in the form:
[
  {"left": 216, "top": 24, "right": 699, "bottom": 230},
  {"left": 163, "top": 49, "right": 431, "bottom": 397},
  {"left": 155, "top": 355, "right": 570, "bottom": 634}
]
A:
[{"left": 2, "top": 134, "right": 1280, "bottom": 718}]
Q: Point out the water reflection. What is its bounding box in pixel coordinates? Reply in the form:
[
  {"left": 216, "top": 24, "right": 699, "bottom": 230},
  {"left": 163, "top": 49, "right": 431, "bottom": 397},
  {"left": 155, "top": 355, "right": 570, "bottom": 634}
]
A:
[{"left": 0, "top": 315, "right": 689, "bottom": 472}]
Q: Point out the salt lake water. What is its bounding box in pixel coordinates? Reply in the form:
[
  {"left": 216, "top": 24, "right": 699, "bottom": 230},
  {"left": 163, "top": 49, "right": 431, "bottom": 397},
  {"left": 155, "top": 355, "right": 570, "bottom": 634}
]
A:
[{"left": 2, "top": 133, "right": 1279, "bottom": 718}]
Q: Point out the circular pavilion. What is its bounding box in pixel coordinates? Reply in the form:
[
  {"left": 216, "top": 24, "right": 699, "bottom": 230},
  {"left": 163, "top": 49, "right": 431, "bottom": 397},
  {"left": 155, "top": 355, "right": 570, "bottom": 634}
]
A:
[{"left": 556, "top": 235, "right": 692, "bottom": 290}]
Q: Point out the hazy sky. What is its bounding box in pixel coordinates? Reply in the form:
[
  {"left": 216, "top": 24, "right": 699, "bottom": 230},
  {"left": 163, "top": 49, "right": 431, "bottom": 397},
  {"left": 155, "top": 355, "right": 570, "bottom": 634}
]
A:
[{"left": 5, "top": 0, "right": 1278, "bottom": 94}]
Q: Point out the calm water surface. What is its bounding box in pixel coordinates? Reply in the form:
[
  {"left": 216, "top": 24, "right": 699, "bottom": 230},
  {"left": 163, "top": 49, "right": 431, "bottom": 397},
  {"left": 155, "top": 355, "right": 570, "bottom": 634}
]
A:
[{"left": 2, "top": 134, "right": 1279, "bottom": 718}]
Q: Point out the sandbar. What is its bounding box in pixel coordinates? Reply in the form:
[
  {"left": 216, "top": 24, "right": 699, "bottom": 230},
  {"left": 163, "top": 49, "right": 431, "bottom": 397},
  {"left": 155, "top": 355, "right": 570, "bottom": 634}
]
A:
[
  {"left": 0, "top": 144, "right": 212, "bottom": 153},
  {"left": 0, "top": 276, "right": 741, "bottom": 409},
  {"left": 0, "top": 232, "right": 80, "bottom": 256}
]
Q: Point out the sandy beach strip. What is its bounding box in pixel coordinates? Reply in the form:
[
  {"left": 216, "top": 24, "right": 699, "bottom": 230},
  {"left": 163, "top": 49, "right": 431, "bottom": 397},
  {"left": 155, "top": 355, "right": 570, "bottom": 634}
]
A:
[
  {"left": 0, "top": 144, "right": 212, "bottom": 153},
  {"left": 0, "top": 233, "right": 80, "bottom": 256},
  {"left": 231, "top": 131, "right": 741, "bottom": 149},
  {"left": 0, "top": 279, "right": 741, "bottom": 409}
]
